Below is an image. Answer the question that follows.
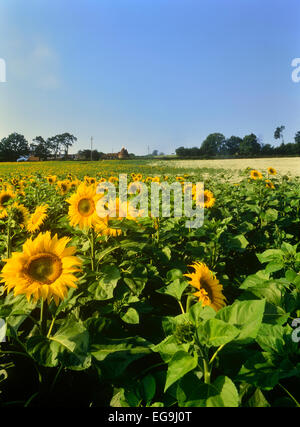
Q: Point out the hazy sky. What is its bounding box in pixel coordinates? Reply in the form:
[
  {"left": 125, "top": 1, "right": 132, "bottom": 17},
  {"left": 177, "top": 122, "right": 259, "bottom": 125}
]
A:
[{"left": 0, "top": 0, "right": 299, "bottom": 155}]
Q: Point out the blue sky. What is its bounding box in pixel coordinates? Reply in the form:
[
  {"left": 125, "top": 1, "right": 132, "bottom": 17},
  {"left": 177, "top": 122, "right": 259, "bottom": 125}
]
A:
[{"left": 0, "top": 0, "right": 299, "bottom": 155}]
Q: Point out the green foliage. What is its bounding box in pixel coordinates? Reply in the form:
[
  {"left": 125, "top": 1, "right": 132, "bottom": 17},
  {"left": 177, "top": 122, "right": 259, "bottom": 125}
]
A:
[{"left": 0, "top": 162, "right": 299, "bottom": 407}]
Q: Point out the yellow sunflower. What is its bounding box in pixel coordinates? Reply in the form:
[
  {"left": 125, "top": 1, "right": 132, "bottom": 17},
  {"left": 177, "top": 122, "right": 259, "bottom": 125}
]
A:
[
  {"left": 46, "top": 175, "right": 57, "bottom": 184},
  {"left": 95, "top": 197, "right": 137, "bottom": 237},
  {"left": 267, "top": 167, "right": 277, "bottom": 176},
  {"left": 250, "top": 170, "right": 263, "bottom": 180},
  {"left": 0, "top": 189, "right": 16, "bottom": 219},
  {"left": 27, "top": 205, "right": 49, "bottom": 233},
  {"left": 69, "top": 179, "right": 80, "bottom": 190},
  {"left": 67, "top": 183, "right": 103, "bottom": 229},
  {"left": 10, "top": 202, "right": 30, "bottom": 229},
  {"left": 108, "top": 176, "right": 119, "bottom": 184},
  {"left": 0, "top": 231, "right": 81, "bottom": 305},
  {"left": 57, "top": 180, "right": 71, "bottom": 195},
  {"left": 265, "top": 179, "right": 275, "bottom": 189},
  {"left": 184, "top": 262, "right": 226, "bottom": 312},
  {"left": 193, "top": 189, "right": 216, "bottom": 208}
]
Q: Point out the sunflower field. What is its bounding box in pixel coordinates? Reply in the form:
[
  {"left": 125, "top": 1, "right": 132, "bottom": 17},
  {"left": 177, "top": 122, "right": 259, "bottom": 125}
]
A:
[{"left": 0, "top": 160, "right": 299, "bottom": 408}]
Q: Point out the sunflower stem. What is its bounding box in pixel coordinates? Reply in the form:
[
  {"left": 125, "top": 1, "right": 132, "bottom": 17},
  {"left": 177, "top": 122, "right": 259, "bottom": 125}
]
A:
[
  {"left": 40, "top": 299, "right": 47, "bottom": 335},
  {"left": 209, "top": 344, "right": 226, "bottom": 366},
  {"left": 50, "top": 364, "right": 63, "bottom": 394},
  {"left": 178, "top": 300, "right": 185, "bottom": 314},
  {"left": 203, "top": 358, "right": 211, "bottom": 384},
  {"left": 185, "top": 295, "right": 193, "bottom": 313},
  {"left": 7, "top": 220, "right": 12, "bottom": 258},
  {"left": 47, "top": 317, "right": 56, "bottom": 338},
  {"left": 90, "top": 228, "right": 96, "bottom": 272},
  {"left": 278, "top": 383, "right": 300, "bottom": 407}
]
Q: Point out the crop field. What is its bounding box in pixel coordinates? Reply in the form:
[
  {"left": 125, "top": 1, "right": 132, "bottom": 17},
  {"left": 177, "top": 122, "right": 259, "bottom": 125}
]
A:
[
  {"left": 0, "top": 159, "right": 299, "bottom": 407},
  {"left": 153, "top": 157, "right": 300, "bottom": 179}
]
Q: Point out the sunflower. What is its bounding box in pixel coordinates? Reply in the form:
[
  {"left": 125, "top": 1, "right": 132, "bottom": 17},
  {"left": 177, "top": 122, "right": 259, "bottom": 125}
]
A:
[
  {"left": 0, "top": 189, "right": 16, "bottom": 219},
  {"left": 0, "top": 231, "right": 81, "bottom": 305},
  {"left": 10, "top": 202, "right": 30, "bottom": 229},
  {"left": 250, "top": 170, "right": 263, "bottom": 180},
  {"left": 265, "top": 179, "right": 275, "bottom": 189},
  {"left": 88, "top": 177, "right": 97, "bottom": 185},
  {"left": 108, "top": 176, "right": 119, "bottom": 184},
  {"left": 57, "top": 180, "right": 71, "bottom": 195},
  {"left": 95, "top": 216, "right": 122, "bottom": 237},
  {"left": 267, "top": 167, "right": 277, "bottom": 176},
  {"left": 46, "top": 175, "right": 57, "bottom": 184},
  {"left": 184, "top": 262, "right": 226, "bottom": 312},
  {"left": 193, "top": 189, "right": 215, "bottom": 208},
  {"left": 27, "top": 205, "right": 49, "bottom": 233},
  {"left": 67, "top": 183, "right": 103, "bottom": 229},
  {"left": 96, "top": 197, "right": 137, "bottom": 236},
  {"left": 69, "top": 179, "right": 80, "bottom": 190}
]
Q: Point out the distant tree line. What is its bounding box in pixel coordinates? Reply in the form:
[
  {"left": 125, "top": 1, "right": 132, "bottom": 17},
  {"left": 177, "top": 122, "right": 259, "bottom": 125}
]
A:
[
  {"left": 0, "top": 133, "right": 77, "bottom": 161},
  {"left": 176, "top": 128, "right": 300, "bottom": 158}
]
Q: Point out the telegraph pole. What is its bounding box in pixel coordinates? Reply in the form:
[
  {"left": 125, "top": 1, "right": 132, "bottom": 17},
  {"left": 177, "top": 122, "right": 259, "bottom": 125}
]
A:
[{"left": 90, "top": 137, "right": 93, "bottom": 161}]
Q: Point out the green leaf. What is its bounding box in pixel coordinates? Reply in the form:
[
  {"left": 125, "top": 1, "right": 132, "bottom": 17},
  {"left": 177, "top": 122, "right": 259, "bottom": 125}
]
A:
[
  {"left": 256, "top": 249, "right": 283, "bottom": 264},
  {"left": 255, "top": 324, "right": 287, "bottom": 354},
  {"left": 139, "top": 374, "right": 156, "bottom": 403},
  {"left": 240, "top": 270, "right": 269, "bottom": 289},
  {"left": 264, "top": 208, "right": 278, "bottom": 223},
  {"left": 27, "top": 336, "right": 60, "bottom": 367},
  {"left": 0, "top": 294, "right": 36, "bottom": 318},
  {"left": 216, "top": 299, "right": 266, "bottom": 342},
  {"left": 121, "top": 307, "right": 139, "bottom": 324},
  {"left": 236, "top": 352, "right": 280, "bottom": 390},
  {"left": 50, "top": 317, "right": 90, "bottom": 370},
  {"left": 91, "top": 336, "right": 152, "bottom": 378},
  {"left": 177, "top": 373, "right": 239, "bottom": 407},
  {"left": 164, "top": 351, "right": 198, "bottom": 392},
  {"left": 265, "top": 261, "right": 285, "bottom": 273},
  {"left": 123, "top": 264, "right": 148, "bottom": 296},
  {"left": 246, "top": 388, "right": 270, "bottom": 407},
  {"left": 157, "top": 279, "right": 188, "bottom": 301},
  {"left": 95, "top": 265, "right": 121, "bottom": 300},
  {"left": 166, "top": 269, "right": 183, "bottom": 282},
  {"left": 152, "top": 335, "right": 190, "bottom": 363},
  {"left": 197, "top": 318, "right": 240, "bottom": 347},
  {"left": 188, "top": 303, "right": 216, "bottom": 327},
  {"left": 226, "top": 234, "right": 249, "bottom": 251}
]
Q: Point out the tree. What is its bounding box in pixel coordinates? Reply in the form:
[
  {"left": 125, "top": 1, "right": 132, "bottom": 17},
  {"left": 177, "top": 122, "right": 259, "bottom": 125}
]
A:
[
  {"left": 274, "top": 126, "right": 285, "bottom": 144},
  {"left": 260, "top": 144, "right": 274, "bottom": 156},
  {"left": 31, "top": 136, "right": 51, "bottom": 160},
  {"left": 48, "top": 133, "right": 77, "bottom": 158},
  {"left": 176, "top": 147, "right": 188, "bottom": 157},
  {"left": 60, "top": 133, "right": 77, "bottom": 156},
  {"left": 77, "top": 149, "right": 103, "bottom": 161},
  {"left": 0, "top": 133, "right": 30, "bottom": 161},
  {"left": 201, "top": 133, "right": 226, "bottom": 157},
  {"left": 238, "top": 134, "right": 261, "bottom": 157},
  {"left": 152, "top": 150, "right": 159, "bottom": 156},
  {"left": 224, "top": 136, "right": 243, "bottom": 155},
  {"left": 294, "top": 131, "right": 300, "bottom": 145}
]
